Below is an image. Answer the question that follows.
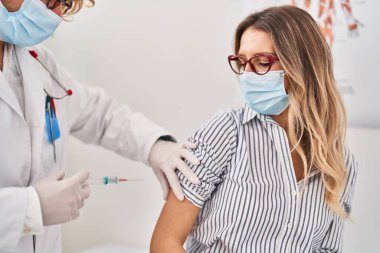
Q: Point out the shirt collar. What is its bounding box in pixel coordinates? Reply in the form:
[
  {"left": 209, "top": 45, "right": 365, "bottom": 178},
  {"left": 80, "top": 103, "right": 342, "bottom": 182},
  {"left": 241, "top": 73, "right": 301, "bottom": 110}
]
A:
[{"left": 242, "top": 103, "right": 279, "bottom": 126}]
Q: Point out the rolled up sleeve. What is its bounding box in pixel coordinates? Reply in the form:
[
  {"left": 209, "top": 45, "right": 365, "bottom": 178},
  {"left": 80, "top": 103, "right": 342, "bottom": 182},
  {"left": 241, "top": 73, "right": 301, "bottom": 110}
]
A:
[{"left": 177, "top": 111, "right": 237, "bottom": 208}]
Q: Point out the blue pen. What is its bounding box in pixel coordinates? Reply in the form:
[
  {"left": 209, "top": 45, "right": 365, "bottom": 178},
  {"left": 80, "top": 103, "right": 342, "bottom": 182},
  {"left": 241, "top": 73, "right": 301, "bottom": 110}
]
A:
[{"left": 47, "top": 101, "right": 56, "bottom": 163}]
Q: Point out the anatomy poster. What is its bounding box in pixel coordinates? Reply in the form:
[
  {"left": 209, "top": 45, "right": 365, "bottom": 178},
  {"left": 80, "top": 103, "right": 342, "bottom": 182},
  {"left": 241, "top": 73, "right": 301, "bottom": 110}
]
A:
[{"left": 243, "top": 0, "right": 380, "bottom": 128}]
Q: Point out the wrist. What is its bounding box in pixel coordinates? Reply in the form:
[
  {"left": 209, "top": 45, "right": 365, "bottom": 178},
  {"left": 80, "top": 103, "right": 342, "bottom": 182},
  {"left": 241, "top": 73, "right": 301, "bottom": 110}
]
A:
[
  {"left": 148, "top": 136, "right": 176, "bottom": 167},
  {"left": 156, "top": 135, "right": 177, "bottom": 143},
  {"left": 23, "top": 187, "right": 44, "bottom": 236}
]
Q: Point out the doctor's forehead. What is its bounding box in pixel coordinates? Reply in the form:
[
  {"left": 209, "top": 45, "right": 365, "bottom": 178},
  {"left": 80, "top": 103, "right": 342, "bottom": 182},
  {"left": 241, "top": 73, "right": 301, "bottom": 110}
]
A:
[{"left": 238, "top": 28, "right": 276, "bottom": 57}]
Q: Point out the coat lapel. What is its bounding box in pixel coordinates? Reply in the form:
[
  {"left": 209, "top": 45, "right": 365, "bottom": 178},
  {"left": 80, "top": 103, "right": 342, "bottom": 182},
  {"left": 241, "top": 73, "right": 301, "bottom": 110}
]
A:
[
  {"left": 15, "top": 46, "right": 49, "bottom": 183},
  {"left": 15, "top": 46, "right": 46, "bottom": 128},
  {"left": 0, "top": 61, "right": 24, "bottom": 119}
]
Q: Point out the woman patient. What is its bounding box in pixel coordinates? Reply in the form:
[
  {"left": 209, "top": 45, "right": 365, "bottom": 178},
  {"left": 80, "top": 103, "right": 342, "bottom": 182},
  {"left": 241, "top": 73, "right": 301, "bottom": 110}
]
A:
[{"left": 151, "top": 5, "right": 358, "bottom": 253}]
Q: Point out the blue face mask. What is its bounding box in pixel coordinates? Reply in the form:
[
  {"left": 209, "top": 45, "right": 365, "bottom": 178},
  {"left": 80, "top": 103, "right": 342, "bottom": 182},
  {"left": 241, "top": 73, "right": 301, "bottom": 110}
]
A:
[
  {"left": 0, "top": 0, "right": 62, "bottom": 47},
  {"left": 240, "top": 70, "right": 289, "bottom": 115}
]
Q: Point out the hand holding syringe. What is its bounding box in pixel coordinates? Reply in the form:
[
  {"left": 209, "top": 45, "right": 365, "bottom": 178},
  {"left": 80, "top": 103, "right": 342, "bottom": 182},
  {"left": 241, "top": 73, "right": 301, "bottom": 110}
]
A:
[{"left": 87, "top": 176, "right": 143, "bottom": 185}]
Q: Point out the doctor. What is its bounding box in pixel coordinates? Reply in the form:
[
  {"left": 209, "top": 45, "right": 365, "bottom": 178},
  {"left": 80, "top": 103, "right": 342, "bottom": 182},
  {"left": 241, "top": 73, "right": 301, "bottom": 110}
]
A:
[{"left": 0, "top": 0, "right": 200, "bottom": 252}]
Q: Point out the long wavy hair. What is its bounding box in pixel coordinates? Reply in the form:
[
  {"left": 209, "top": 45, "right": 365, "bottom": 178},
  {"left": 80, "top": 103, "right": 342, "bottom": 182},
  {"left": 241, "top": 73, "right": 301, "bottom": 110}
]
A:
[
  {"left": 235, "top": 6, "right": 348, "bottom": 217},
  {"left": 64, "top": 0, "right": 95, "bottom": 15}
]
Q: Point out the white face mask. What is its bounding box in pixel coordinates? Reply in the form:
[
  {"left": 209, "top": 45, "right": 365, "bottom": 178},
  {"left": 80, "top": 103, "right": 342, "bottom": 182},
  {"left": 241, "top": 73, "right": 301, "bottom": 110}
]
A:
[
  {"left": 239, "top": 70, "right": 289, "bottom": 115},
  {"left": 0, "top": 0, "right": 62, "bottom": 47}
]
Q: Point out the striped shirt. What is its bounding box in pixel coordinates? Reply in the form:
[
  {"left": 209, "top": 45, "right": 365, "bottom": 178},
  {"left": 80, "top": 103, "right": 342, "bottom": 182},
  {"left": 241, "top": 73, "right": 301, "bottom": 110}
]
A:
[{"left": 178, "top": 104, "right": 358, "bottom": 253}]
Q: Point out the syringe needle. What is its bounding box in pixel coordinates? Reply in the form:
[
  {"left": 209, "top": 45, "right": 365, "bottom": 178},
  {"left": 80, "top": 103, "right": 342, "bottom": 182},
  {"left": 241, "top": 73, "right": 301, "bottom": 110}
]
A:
[{"left": 118, "top": 178, "right": 144, "bottom": 182}]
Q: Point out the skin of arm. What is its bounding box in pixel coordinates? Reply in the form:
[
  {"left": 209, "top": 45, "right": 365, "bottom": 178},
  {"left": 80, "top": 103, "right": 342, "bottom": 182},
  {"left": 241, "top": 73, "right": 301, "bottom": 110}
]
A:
[{"left": 150, "top": 190, "right": 201, "bottom": 253}]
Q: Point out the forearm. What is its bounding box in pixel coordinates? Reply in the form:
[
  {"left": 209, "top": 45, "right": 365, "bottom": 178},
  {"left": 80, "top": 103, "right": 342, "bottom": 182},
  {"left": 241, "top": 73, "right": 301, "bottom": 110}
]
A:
[{"left": 68, "top": 84, "right": 170, "bottom": 163}]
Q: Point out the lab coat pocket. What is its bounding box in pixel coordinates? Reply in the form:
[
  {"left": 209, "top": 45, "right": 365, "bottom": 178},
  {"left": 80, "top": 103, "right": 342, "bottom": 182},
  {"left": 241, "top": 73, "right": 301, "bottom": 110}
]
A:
[
  {"left": 41, "top": 124, "right": 63, "bottom": 173},
  {"left": 42, "top": 127, "right": 54, "bottom": 172}
]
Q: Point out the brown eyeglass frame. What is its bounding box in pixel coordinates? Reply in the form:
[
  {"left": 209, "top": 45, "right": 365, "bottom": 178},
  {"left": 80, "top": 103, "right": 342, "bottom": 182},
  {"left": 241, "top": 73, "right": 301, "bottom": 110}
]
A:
[
  {"left": 46, "top": 0, "right": 73, "bottom": 13},
  {"left": 228, "top": 53, "right": 280, "bottom": 75}
]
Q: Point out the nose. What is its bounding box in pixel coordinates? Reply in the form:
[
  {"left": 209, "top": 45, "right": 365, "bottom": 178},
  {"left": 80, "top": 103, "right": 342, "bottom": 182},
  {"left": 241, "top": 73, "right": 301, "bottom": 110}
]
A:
[{"left": 244, "top": 63, "right": 254, "bottom": 73}]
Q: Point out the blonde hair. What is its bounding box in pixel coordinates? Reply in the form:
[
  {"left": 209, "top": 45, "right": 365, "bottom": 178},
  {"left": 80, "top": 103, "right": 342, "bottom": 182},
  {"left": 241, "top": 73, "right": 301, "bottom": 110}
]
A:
[
  {"left": 64, "top": 0, "right": 95, "bottom": 15},
  {"left": 235, "top": 6, "right": 348, "bottom": 217}
]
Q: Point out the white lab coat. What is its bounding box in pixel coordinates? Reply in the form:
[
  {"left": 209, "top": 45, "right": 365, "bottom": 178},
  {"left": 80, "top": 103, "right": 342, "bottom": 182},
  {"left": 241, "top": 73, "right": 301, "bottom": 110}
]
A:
[{"left": 0, "top": 45, "right": 170, "bottom": 253}]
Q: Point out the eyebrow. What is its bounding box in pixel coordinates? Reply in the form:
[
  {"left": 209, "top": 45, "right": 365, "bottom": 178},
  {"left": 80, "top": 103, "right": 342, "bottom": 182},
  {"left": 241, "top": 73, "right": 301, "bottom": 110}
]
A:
[{"left": 237, "top": 52, "right": 277, "bottom": 58}]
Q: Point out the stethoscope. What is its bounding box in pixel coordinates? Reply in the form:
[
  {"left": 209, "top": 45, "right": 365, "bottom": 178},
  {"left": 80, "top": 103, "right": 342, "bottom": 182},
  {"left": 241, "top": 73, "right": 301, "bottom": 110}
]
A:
[
  {"left": 28, "top": 50, "right": 73, "bottom": 99},
  {"left": 28, "top": 49, "right": 73, "bottom": 163}
]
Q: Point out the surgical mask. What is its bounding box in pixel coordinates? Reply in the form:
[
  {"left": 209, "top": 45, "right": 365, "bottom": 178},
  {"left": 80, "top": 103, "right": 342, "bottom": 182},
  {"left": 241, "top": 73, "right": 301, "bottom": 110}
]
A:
[
  {"left": 0, "top": 0, "right": 62, "bottom": 47},
  {"left": 240, "top": 70, "right": 289, "bottom": 115}
]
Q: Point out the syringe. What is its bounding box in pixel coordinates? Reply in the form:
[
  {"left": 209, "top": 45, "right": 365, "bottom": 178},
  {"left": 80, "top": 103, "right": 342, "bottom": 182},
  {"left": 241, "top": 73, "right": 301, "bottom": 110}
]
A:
[{"left": 87, "top": 176, "right": 143, "bottom": 185}]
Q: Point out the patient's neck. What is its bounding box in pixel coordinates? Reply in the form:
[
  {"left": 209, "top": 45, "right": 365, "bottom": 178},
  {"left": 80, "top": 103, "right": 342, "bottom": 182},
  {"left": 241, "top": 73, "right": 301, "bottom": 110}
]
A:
[{"left": 271, "top": 108, "right": 289, "bottom": 133}]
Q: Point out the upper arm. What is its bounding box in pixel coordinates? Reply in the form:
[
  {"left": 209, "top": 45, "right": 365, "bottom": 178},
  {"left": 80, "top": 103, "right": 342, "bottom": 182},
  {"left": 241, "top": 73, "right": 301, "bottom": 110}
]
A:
[
  {"left": 177, "top": 111, "right": 238, "bottom": 208},
  {"left": 151, "top": 191, "right": 200, "bottom": 253},
  {"left": 151, "top": 111, "right": 237, "bottom": 252}
]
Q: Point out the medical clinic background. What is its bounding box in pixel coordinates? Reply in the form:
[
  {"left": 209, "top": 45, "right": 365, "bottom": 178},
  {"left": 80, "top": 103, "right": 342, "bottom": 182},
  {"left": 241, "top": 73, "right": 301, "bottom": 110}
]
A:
[{"left": 43, "top": 0, "right": 379, "bottom": 252}]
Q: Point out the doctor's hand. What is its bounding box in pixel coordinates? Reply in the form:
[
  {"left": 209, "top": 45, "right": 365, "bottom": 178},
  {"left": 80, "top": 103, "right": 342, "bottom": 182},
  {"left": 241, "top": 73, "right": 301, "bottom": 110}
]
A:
[
  {"left": 33, "top": 171, "right": 91, "bottom": 226},
  {"left": 148, "top": 140, "right": 201, "bottom": 201}
]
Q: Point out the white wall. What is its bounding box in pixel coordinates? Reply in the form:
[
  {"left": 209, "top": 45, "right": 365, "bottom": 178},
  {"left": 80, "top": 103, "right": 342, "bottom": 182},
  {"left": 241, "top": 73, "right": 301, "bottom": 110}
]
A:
[
  {"left": 44, "top": 1, "right": 379, "bottom": 252},
  {"left": 344, "top": 127, "right": 380, "bottom": 253},
  {"left": 44, "top": 0, "right": 244, "bottom": 252}
]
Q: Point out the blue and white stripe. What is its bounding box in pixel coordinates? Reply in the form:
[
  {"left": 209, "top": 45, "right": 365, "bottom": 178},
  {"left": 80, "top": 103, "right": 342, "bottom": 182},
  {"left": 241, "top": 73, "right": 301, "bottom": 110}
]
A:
[{"left": 177, "top": 104, "right": 358, "bottom": 253}]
